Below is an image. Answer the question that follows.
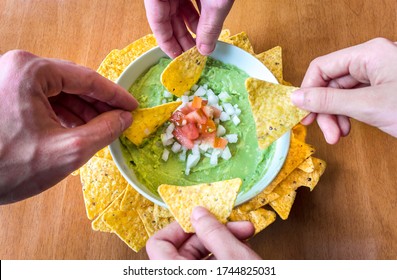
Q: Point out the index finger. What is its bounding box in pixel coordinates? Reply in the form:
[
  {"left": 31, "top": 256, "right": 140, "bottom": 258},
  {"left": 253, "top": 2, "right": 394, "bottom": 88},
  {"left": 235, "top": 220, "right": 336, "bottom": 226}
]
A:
[
  {"left": 46, "top": 59, "right": 139, "bottom": 111},
  {"left": 144, "top": 0, "right": 186, "bottom": 58}
]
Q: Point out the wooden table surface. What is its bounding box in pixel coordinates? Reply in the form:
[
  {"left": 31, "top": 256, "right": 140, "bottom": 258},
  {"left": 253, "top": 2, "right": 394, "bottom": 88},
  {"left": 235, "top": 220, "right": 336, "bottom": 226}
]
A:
[{"left": 1, "top": 0, "right": 397, "bottom": 260}]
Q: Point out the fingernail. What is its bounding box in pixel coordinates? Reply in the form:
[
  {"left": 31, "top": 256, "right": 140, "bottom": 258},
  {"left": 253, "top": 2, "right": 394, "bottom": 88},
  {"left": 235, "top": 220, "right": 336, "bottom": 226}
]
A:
[
  {"left": 191, "top": 206, "right": 208, "bottom": 222},
  {"left": 291, "top": 90, "right": 304, "bottom": 107},
  {"left": 198, "top": 43, "right": 214, "bottom": 55},
  {"left": 120, "top": 111, "right": 132, "bottom": 130}
]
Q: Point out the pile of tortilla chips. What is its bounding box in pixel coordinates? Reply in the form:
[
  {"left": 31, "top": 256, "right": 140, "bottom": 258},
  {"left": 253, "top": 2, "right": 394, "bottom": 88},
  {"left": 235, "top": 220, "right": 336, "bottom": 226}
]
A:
[{"left": 76, "top": 30, "right": 326, "bottom": 252}]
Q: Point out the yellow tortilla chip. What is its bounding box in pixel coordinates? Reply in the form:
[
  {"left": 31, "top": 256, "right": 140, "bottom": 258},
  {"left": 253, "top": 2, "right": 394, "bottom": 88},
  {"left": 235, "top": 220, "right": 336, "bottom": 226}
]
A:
[
  {"left": 225, "top": 31, "right": 255, "bottom": 54},
  {"left": 302, "top": 157, "right": 327, "bottom": 191},
  {"left": 218, "top": 29, "right": 231, "bottom": 42},
  {"left": 297, "top": 156, "right": 315, "bottom": 173},
  {"left": 120, "top": 184, "right": 153, "bottom": 211},
  {"left": 153, "top": 204, "right": 173, "bottom": 219},
  {"left": 292, "top": 123, "right": 307, "bottom": 142},
  {"left": 123, "top": 101, "right": 182, "bottom": 146},
  {"left": 245, "top": 78, "right": 309, "bottom": 150},
  {"left": 80, "top": 157, "right": 128, "bottom": 220},
  {"left": 91, "top": 188, "right": 126, "bottom": 232},
  {"left": 95, "top": 147, "right": 113, "bottom": 160},
  {"left": 161, "top": 46, "right": 207, "bottom": 97},
  {"left": 256, "top": 46, "right": 283, "bottom": 83},
  {"left": 158, "top": 178, "right": 242, "bottom": 233},
  {"left": 137, "top": 206, "right": 175, "bottom": 237},
  {"left": 230, "top": 208, "right": 276, "bottom": 234},
  {"left": 241, "top": 138, "right": 315, "bottom": 211},
  {"left": 269, "top": 190, "right": 297, "bottom": 220},
  {"left": 236, "top": 191, "right": 279, "bottom": 212},
  {"left": 103, "top": 209, "right": 148, "bottom": 252},
  {"left": 97, "top": 34, "right": 157, "bottom": 82}
]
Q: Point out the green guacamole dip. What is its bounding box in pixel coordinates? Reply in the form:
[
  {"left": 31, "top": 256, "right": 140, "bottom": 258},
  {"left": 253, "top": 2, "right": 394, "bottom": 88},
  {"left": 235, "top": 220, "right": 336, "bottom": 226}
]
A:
[{"left": 120, "top": 57, "right": 275, "bottom": 194}]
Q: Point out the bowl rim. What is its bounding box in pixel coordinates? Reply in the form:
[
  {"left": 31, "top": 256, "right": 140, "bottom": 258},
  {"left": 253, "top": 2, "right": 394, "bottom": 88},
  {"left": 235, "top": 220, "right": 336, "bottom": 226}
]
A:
[{"left": 109, "top": 42, "right": 290, "bottom": 208}]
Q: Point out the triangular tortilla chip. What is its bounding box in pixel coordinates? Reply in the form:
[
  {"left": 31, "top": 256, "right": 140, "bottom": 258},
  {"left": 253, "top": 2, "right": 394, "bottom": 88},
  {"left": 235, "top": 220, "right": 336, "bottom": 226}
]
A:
[
  {"left": 239, "top": 137, "right": 315, "bottom": 211},
  {"left": 158, "top": 178, "right": 242, "bottom": 233},
  {"left": 230, "top": 207, "right": 277, "bottom": 234},
  {"left": 120, "top": 184, "right": 153, "bottom": 211},
  {"left": 269, "top": 190, "right": 297, "bottom": 220},
  {"left": 103, "top": 209, "right": 148, "bottom": 252},
  {"left": 224, "top": 31, "right": 255, "bottom": 54},
  {"left": 218, "top": 29, "right": 231, "bottom": 42},
  {"left": 97, "top": 34, "right": 157, "bottom": 82},
  {"left": 245, "top": 78, "right": 309, "bottom": 150},
  {"left": 91, "top": 188, "right": 126, "bottom": 232},
  {"left": 123, "top": 101, "right": 182, "bottom": 146},
  {"left": 161, "top": 46, "right": 207, "bottom": 97},
  {"left": 292, "top": 123, "right": 307, "bottom": 142},
  {"left": 256, "top": 46, "right": 283, "bottom": 83},
  {"left": 297, "top": 156, "right": 315, "bottom": 173},
  {"left": 80, "top": 157, "right": 128, "bottom": 220},
  {"left": 137, "top": 205, "right": 175, "bottom": 237}
]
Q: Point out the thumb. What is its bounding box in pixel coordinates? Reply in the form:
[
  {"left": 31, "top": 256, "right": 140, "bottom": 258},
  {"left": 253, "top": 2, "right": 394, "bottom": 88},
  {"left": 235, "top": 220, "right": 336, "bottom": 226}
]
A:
[
  {"left": 196, "top": 1, "right": 234, "bottom": 55},
  {"left": 71, "top": 109, "right": 132, "bottom": 156},
  {"left": 191, "top": 206, "right": 261, "bottom": 260},
  {"left": 291, "top": 86, "right": 375, "bottom": 121}
]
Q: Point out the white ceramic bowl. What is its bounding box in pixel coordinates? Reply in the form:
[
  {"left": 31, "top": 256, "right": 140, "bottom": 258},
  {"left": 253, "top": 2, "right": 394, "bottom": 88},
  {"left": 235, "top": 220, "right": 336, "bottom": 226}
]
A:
[{"left": 109, "top": 42, "right": 290, "bottom": 208}]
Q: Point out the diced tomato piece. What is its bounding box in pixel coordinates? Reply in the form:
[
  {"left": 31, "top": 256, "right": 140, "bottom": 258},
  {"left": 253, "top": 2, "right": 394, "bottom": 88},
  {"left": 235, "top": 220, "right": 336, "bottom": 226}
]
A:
[
  {"left": 180, "top": 103, "right": 195, "bottom": 115},
  {"left": 213, "top": 137, "right": 228, "bottom": 149},
  {"left": 192, "top": 96, "right": 203, "bottom": 109},
  {"left": 201, "top": 131, "right": 216, "bottom": 145},
  {"left": 211, "top": 106, "right": 222, "bottom": 118},
  {"left": 181, "top": 123, "right": 199, "bottom": 140},
  {"left": 170, "top": 111, "right": 186, "bottom": 126},
  {"left": 173, "top": 127, "right": 194, "bottom": 149},
  {"left": 200, "top": 119, "right": 216, "bottom": 134},
  {"left": 202, "top": 100, "right": 208, "bottom": 106},
  {"left": 185, "top": 109, "right": 208, "bottom": 124},
  {"left": 202, "top": 105, "right": 214, "bottom": 118}
]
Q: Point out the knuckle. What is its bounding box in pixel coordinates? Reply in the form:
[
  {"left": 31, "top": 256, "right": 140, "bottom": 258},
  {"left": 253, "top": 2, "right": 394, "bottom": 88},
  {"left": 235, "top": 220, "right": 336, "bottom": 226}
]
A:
[
  {"left": 66, "top": 135, "right": 89, "bottom": 168},
  {"left": 2, "top": 50, "right": 34, "bottom": 64}
]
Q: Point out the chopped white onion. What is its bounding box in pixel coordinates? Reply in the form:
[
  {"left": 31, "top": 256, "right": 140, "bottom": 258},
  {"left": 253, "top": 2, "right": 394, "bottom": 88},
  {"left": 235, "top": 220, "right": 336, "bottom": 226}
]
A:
[
  {"left": 171, "top": 142, "right": 182, "bottom": 153},
  {"left": 185, "top": 168, "right": 190, "bottom": 175},
  {"left": 203, "top": 84, "right": 208, "bottom": 89},
  {"left": 162, "top": 149, "right": 170, "bottom": 161},
  {"left": 179, "top": 151, "right": 187, "bottom": 162},
  {"left": 210, "top": 152, "right": 218, "bottom": 165},
  {"left": 166, "top": 123, "right": 175, "bottom": 135},
  {"left": 234, "top": 108, "right": 242, "bottom": 116},
  {"left": 223, "top": 103, "right": 235, "bottom": 115},
  {"left": 194, "top": 86, "right": 206, "bottom": 96},
  {"left": 220, "top": 111, "right": 231, "bottom": 122},
  {"left": 217, "top": 124, "right": 226, "bottom": 136},
  {"left": 186, "top": 153, "right": 200, "bottom": 169},
  {"left": 161, "top": 133, "right": 174, "bottom": 146},
  {"left": 218, "top": 91, "right": 231, "bottom": 101},
  {"left": 232, "top": 115, "right": 240, "bottom": 126},
  {"left": 199, "top": 142, "right": 210, "bottom": 153},
  {"left": 192, "top": 144, "right": 200, "bottom": 155},
  {"left": 221, "top": 146, "right": 232, "bottom": 160},
  {"left": 226, "top": 134, "right": 238, "bottom": 143},
  {"left": 191, "top": 84, "right": 199, "bottom": 91},
  {"left": 163, "top": 90, "right": 173, "bottom": 98},
  {"left": 161, "top": 99, "right": 167, "bottom": 104},
  {"left": 207, "top": 93, "right": 219, "bottom": 105},
  {"left": 181, "top": 95, "right": 189, "bottom": 103}
]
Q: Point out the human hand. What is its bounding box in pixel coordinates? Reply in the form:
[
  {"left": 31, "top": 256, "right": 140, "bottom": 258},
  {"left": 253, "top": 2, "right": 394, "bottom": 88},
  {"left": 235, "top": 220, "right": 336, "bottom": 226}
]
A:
[
  {"left": 291, "top": 38, "right": 397, "bottom": 143},
  {"left": 0, "top": 50, "right": 138, "bottom": 204},
  {"left": 146, "top": 206, "right": 261, "bottom": 260},
  {"left": 144, "top": 0, "right": 234, "bottom": 58}
]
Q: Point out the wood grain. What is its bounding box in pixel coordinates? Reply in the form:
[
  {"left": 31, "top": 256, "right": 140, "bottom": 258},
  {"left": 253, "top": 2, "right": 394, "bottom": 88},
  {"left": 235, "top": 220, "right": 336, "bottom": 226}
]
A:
[{"left": 1, "top": 0, "right": 396, "bottom": 259}]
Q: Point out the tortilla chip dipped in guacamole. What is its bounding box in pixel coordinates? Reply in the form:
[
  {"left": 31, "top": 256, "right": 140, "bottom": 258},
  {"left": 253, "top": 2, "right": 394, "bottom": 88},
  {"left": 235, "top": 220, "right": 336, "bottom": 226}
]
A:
[
  {"left": 161, "top": 46, "right": 207, "bottom": 97},
  {"left": 123, "top": 101, "right": 182, "bottom": 146},
  {"left": 245, "top": 78, "right": 309, "bottom": 150},
  {"left": 158, "top": 178, "right": 241, "bottom": 233}
]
